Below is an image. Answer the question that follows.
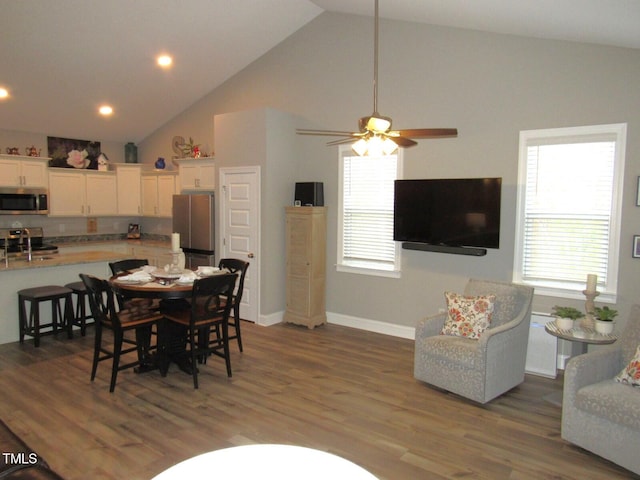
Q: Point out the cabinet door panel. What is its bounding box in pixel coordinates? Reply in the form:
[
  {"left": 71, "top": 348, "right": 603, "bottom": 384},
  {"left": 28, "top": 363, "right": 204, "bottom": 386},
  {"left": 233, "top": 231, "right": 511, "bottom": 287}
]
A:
[
  {"left": 49, "top": 172, "right": 85, "bottom": 216},
  {"left": 86, "top": 174, "right": 117, "bottom": 216},
  {"left": 157, "top": 175, "right": 175, "bottom": 217},
  {"left": 0, "top": 160, "right": 21, "bottom": 186},
  {"left": 141, "top": 175, "right": 159, "bottom": 216},
  {"left": 116, "top": 166, "right": 141, "bottom": 215},
  {"left": 21, "top": 160, "right": 48, "bottom": 187}
]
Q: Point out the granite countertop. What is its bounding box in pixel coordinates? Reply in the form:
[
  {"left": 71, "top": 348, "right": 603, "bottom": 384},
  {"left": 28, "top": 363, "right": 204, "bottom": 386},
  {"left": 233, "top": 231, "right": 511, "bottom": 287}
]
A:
[
  {"left": 49, "top": 234, "right": 170, "bottom": 249},
  {"left": 0, "top": 251, "right": 125, "bottom": 272},
  {"left": 0, "top": 235, "right": 171, "bottom": 272}
]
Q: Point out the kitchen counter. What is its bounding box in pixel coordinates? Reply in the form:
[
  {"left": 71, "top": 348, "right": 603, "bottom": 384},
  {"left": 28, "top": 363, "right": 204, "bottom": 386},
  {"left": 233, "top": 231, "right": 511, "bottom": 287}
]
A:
[
  {"left": 0, "top": 238, "right": 175, "bottom": 345},
  {"left": 0, "top": 249, "right": 132, "bottom": 345}
]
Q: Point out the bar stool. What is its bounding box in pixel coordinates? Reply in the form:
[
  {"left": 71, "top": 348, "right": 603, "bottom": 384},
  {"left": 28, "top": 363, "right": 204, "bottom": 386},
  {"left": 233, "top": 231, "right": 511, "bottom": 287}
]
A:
[
  {"left": 18, "top": 285, "right": 74, "bottom": 347},
  {"left": 65, "top": 281, "right": 94, "bottom": 336}
]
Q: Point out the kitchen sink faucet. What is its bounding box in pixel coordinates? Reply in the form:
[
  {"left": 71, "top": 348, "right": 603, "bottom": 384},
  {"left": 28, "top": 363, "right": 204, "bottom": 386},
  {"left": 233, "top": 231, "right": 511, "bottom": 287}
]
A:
[{"left": 19, "top": 228, "right": 32, "bottom": 262}]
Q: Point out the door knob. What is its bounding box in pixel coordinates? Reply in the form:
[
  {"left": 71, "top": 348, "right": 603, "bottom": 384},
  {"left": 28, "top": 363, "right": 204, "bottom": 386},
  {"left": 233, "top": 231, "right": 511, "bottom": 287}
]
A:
[{"left": 248, "top": 253, "right": 255, "bottom": 258}]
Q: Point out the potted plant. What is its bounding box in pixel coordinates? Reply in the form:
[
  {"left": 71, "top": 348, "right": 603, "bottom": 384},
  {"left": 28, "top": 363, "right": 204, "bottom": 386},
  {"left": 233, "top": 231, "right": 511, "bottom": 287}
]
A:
[
  {"left": 552, "top": 306, "right": 583, "bottom": 330},
  {"left": 593, "top": 306, "right": 618, "bottom": 334}
]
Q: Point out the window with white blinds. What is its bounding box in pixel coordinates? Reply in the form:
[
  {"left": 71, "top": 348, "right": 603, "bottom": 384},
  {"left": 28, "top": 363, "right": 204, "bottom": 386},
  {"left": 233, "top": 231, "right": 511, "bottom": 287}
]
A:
[
  {"left": 337, "top": 146, "right": 402, "bottom": 276},
  {"left": 514, "top": 124, "right": 626, "bottom": 301}
]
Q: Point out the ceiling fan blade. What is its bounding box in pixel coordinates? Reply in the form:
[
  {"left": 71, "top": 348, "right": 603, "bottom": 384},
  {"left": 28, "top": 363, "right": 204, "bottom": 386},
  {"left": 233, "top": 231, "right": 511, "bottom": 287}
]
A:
[
  {"left": 394, "top": 128, "right": 458, "bottom": 139},
  {"left": 389, "top": 136, "right": 417, "bottom": 148},
  {"left": 326, "top": 137, "right": 362, "bottom": 146},
  {"left": 296, "top": 129, "right": 357, "bottom": 137}
]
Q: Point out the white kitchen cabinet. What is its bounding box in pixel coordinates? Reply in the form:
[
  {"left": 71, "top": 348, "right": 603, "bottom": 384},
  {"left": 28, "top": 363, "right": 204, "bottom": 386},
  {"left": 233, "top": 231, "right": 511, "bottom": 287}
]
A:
[
  {"left": 0, "top": 155, "right": 49, "bottom": 187},
  {"left": 48, "top": 169, "right": 117, "bottom": 216},
  {"left": 141, "top": 172, "right": 176, "bottom": 217},
  {"left": 114, "top": 164, "right": 142, "bottom": 215},
  {"left": 130, "top": 245, "right": 173, "bottom": 267},
  {"left": 85, "top": 173, "right": 117, "bottom": 216},
  {"left": 175, "top": 158, "right": 215, "bottom": 191}
]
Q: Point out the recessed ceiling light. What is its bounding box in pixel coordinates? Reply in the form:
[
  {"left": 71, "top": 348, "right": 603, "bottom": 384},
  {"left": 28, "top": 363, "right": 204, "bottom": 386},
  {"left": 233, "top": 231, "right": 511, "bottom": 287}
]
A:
[
  {"left": 0, "top": 88, "right": 9, "bottom": 99},
  {"left": 99, "top": 105, "right": 113, "bottom": 116},
  {"left": 157, "top": 55, "right": 173, "bottom": 68}
]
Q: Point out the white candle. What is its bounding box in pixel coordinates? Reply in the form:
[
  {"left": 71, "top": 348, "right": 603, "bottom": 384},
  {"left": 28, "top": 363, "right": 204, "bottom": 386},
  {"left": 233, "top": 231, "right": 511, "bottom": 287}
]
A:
[
  {"left": 171, "top": 232, "right": 180, "bottom": 252},
  {"left": 586, "top": 274, "right": 597, "bottom": 293}
]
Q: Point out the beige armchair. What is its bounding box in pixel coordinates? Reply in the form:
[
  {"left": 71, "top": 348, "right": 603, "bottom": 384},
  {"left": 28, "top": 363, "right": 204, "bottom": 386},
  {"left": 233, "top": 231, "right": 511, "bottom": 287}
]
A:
[
  {"left": 561, "top": 305, "right": 640, "bottom": 475},
  {"left": 414, "top": 278, "right": 534, "bottom": 404}
]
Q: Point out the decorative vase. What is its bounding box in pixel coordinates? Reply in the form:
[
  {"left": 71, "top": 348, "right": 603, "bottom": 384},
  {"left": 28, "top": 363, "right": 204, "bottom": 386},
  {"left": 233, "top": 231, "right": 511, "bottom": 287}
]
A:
[
  {"left": 124, "top": 142, "right": 138, "bottom": 163},
  {"left": 594, "top": 320, "right": 614, "bottom": 335},
  {"left": 555, "top": 317, "right": 574, "bottom": 330},
  {"left": 155, "top": 157, "right": 166, "bottom": 169}
]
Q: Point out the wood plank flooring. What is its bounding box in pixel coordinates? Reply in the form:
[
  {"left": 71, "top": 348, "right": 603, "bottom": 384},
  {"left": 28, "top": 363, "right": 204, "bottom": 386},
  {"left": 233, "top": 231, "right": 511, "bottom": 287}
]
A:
[{"left": 0, "top": 322, "right": 636, "bottom": 479}]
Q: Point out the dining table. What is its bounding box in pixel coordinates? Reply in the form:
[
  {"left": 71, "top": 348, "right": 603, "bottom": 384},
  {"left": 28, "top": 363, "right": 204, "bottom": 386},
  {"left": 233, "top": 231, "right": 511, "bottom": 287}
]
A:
[{"left": 108, "top": 267, "right": 230, "bottom": 376}]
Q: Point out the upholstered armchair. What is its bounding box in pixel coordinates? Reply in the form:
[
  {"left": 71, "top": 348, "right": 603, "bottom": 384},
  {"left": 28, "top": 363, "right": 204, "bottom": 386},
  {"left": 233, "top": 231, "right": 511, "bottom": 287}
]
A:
[
  {"left": 414, "top": 278, "right": 534, "bottom": 404},
  {"left": 562, "top": 305, "right": 640, "bottom": 475}
]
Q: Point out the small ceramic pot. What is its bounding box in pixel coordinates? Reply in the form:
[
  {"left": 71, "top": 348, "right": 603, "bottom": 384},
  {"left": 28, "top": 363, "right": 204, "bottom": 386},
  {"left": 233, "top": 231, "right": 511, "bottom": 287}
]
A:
[
  {"left": 594, "top": 319, "right": 615, "bottom": 334},
  {"left": 555, "top": 317, "right": 574, "bottom": 330}
]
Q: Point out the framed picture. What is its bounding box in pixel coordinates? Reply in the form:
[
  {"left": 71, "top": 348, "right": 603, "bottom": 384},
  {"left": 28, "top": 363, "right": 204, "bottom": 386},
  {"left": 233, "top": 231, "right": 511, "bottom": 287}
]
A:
[
  {"left": 637, "top": 176, "right": 640, "bottom": 206},
  {"left": 634, "top": 235, "right": 640, "bottom": 258},
  {"left": 47, "top": 136, "right": 101, "bottom": 169},
  {"left": 127, "top": 223, "right": 140, "bottom": 239}
]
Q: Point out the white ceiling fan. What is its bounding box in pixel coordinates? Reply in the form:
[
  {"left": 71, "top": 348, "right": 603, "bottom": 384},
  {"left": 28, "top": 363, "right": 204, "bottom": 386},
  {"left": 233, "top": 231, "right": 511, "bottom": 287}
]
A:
[{"left": 297, "top": 0, "right": 457, "bottom": 155}]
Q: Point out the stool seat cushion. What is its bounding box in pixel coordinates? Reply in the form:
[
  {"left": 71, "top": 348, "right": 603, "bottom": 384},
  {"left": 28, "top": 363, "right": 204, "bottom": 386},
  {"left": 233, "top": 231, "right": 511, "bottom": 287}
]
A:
[
  {"left": 18, "top": 286, "right": 73, "bottom": 300},
  {"left": 64, "top": 281, "right": 87, "bottom": 292}
]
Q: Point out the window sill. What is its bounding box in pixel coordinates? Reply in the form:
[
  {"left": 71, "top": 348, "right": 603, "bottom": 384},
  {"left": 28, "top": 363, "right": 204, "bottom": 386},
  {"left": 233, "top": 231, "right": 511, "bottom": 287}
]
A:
[{"left": 527, "top": 285, "right": 617, "bottom": 304}]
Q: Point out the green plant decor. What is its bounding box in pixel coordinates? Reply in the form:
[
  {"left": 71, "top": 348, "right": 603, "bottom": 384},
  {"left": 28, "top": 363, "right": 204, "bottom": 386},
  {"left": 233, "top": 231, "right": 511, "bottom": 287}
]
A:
[
  {"left": 593, "top": 306, "right": 618, "bottom": 322},
  {"left": 552, "top": 306, "right": 584, "bottom": 320}
]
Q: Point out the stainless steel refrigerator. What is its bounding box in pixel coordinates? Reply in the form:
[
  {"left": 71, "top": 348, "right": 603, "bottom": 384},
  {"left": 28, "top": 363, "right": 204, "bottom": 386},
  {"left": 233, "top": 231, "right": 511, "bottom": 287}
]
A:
[{"left": 172, "top": 193, "right": 215, "bottom": 269}]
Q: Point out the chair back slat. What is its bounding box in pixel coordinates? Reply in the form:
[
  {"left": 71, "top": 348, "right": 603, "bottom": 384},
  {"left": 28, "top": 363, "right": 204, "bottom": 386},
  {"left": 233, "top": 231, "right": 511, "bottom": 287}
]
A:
[
  {"left": 190, "top": 273, "right": 238, "bottom": 324},
  {"left": 80, "top": 274, "right": 117, "bottom": 326},
  {"left": 109, "top": 258, "right": 149, "bottom": 275},
  {"left": 218, "top": 258, "right": 249, "bottom": 302}
]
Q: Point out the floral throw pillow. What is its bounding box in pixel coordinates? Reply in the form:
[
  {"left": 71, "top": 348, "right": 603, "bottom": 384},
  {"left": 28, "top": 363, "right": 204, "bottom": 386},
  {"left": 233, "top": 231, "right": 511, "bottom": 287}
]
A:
[
  {"left": 615, "top": 345, "right": 640, "bottom": 387},
  {"left": 441, "top": 292, "right": 496, "bottom": 339}
]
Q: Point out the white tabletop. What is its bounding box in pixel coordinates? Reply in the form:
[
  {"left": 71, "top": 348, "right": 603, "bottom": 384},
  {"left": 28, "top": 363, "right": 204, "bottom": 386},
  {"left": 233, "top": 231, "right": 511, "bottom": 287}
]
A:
[{"left": 152, "top": 444, "right": 378, "bottom": 479}]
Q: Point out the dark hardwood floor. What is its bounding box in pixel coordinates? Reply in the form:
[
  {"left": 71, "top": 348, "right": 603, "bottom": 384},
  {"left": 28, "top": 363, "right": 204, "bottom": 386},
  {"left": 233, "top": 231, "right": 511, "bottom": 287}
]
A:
[{"left": 0, "top": 322, "right": 636, "bottom": 479}]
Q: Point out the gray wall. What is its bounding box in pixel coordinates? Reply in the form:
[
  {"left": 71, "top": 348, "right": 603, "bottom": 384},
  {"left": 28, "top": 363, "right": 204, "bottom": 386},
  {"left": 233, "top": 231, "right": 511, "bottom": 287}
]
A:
[{"left": 139, "top": 12, "right": 640, "bottom": 329}]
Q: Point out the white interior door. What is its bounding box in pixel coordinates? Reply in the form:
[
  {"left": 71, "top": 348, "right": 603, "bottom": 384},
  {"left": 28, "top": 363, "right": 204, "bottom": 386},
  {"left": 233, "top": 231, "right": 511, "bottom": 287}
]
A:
[{"left": 219, "top": 167, "right": 260, "bottom": 323}]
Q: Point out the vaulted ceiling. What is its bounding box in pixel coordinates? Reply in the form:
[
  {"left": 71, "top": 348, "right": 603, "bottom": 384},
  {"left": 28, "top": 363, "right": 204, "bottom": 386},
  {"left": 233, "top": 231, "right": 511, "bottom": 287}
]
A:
[{"left": 1, "top": 0, "right": 638, "bottom": 144}]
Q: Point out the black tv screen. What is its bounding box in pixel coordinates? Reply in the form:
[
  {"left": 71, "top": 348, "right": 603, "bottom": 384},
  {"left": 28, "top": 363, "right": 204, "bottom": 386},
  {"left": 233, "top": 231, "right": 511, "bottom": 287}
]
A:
[{"left": 393, "top": 178, "right": 501, "bottom": 249}]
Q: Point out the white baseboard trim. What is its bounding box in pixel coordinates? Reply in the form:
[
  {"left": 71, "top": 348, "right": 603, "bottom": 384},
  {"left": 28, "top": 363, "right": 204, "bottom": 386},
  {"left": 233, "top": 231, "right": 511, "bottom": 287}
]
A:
[
  {"left": 557, "top": 353, "right": 571, "bottom": 370},
  {"left": 327, "top": 312, "right": 415, "bottom": 339},
  {"left": 257, "top": 310, "right": 415, "bottom": 339},
  {"left": 258, "top": 311, "right": 284, "bottom": 327}
]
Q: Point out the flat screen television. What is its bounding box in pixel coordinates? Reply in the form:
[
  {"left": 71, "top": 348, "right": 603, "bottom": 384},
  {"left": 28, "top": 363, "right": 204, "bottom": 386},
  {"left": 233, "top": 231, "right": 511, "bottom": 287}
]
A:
[{"left": 393, "top": 177, "right": 501, "bottom": 249}]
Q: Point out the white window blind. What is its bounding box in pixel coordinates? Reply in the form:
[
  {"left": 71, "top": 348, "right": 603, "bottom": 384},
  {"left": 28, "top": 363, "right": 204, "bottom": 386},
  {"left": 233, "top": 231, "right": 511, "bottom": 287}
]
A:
[
  {"left": 515, "top": 124, "right": 626, "bottom": 300},
  {"left": 338, "top": 146, "right": 401, "bottom": 275}
]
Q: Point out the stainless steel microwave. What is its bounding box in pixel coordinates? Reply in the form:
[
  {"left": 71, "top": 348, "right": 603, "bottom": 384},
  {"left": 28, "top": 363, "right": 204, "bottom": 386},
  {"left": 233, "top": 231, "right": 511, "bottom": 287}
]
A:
[{"left": 0, "top": 187, "right": 49, "bottom": 215}]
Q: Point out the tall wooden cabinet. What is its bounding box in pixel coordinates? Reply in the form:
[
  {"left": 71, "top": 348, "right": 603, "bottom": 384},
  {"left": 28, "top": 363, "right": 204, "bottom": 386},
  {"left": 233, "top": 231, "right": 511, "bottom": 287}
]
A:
[{"left": 284, "top": 206, "right": 327, "bottom": 329}]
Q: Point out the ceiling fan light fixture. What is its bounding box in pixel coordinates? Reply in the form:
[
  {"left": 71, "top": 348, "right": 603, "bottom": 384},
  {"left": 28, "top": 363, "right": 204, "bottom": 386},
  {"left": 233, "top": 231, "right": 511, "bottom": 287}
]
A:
[
  {"left": 367, "top": 115, "right": 391, "bottom": 133},
  {"left": 351, "top": 134, "right": 397, "bottom": 157},
  {"left": 382, "top": 136, "right": 398, "bottom": 155},
  {"left": 352, "top": 138, "right": 369, "bottom": 156}
]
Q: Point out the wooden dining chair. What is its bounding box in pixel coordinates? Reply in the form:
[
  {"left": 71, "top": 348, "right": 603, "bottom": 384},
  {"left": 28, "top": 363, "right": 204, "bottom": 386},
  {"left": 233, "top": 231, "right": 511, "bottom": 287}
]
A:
[
  {"left": 80, "top": 274, "right": 162, "bottom": 392},
  {"left": 217, "top": 258, "right": 250, "bottom": 351},
  {"left": 161, "top": 273, "right": 237, "bottom": 389},
  {"left": 108, "top": 258, "right": 153, "bottom": 308}
]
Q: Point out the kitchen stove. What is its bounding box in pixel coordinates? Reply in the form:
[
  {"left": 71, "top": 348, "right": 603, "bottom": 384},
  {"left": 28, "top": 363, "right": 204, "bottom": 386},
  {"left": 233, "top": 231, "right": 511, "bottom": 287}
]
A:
[{"left": 0, "top": 227, "right": 59, "bottom": 258}]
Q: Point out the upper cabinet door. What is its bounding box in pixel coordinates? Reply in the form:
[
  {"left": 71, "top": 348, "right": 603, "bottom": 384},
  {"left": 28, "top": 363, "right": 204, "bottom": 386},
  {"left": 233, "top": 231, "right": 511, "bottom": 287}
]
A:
[
  {"left": 0, "top": 156, "right": 49, "bottom": 187},
  {"left": 85, "top": 173, "right": 117, "bottom": 216},
  {"left": 176, "top": 158, "right": 215, "bottom": 191},
  {"left": 115, "top": 165, "right": 142, "bottom": 216},
  {"left": 48, "top": 170, "right": 86, "bottom": 216}
]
